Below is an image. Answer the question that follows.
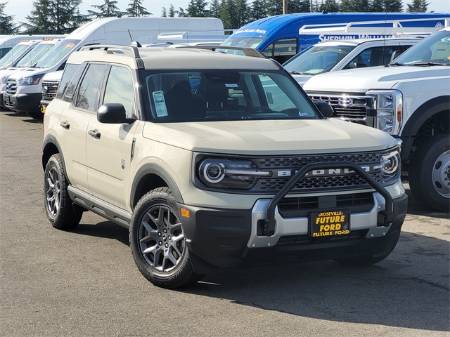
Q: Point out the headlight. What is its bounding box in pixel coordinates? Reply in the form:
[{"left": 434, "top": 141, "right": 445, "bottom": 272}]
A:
[
  {"left": 381, "top": 149, "right": 400, "bottom": 176},
  {"left": 17, "top": 74, "right": 44, "bottom": 86},
  {"left": 196, "top": 157, "right": 271, "bottom": 190},
  {"left": 367, "top": 90, "right": 403, "bottom": 135}
]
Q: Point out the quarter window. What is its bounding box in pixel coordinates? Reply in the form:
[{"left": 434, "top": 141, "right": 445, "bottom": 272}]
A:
[
  {"left": 75, "top": 64, "right": 108, "bottom": 112},
  {"left": 103, "top": 66, "right": 135, "bottom": 117}
]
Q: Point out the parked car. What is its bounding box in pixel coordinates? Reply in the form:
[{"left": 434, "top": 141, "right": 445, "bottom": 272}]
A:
[
  {"left": 0, "top": 35, "right": 62, "bottom": 59},
  {"left": 3, "top": 17, "right": 225, "bottom": 118},
  {"left": 223, "top": 13, "right": 449, "bottom": 63},
  {"left": 304, "top": 28, "right": 450, "bottom": 211},
  {"left": 284, "top": 38, "right": 419, "bottom": 86},
  {"left": 0, "top": 39, "right": 61, "bottom": 110},
  {"left": 42, "top": 45, "right": 407, "bottom": 289}
]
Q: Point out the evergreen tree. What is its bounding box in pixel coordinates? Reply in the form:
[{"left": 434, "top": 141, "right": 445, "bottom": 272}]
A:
[
  {"left": 177, "top": 7, "right": 187, "bottom": 17},
  {"left": 266, "top": 0, "right": 282, "bottom": 16},
  {"left": 88, "top": 0, "right": 123, "bottom": 18},
  {"left": 230, "top": 0, "right": 249, "bottom": 28},
  {"left": 186, "top": 0, "right": 209, "bottom": 17},
  {"left": 384, "top": 0, "right": 402, "bottom": 11},
  {"left": 169, "top": 4, "right": 176, "bottom": 17},
  {"left": 340, "top": 0, "right": 370, "bottom": 11},
  {"left": 126, "top": 0, "right": 150, "bottom": 16},
  {"left": 161, "top": 6, "right": 167, "bottom": 17},
  {"left": 288, "top": 0, "right": 310, "bottom": 12},
  {"left": 26, "top": 0, "right": 82, "bottom": 33},
  {"left": 407, "top": 0, "right": 428, "bottom": 12},
  {"left": 370, "top": 0, "right": 384, "bottom": 11},
  {"left": 26, "top": 0, "right": 52, "bottom": 33},
  {"left": 250, "top": 0, "right": 267, "bottom": 20},
  {"left": 0, "top": 2, "right": 15, "bottom": 33},
  {"left": 209, "top": 0, "right": 220, "bottom": 17},
  {"left": 320, "top": 0, "right": 339, "bottom": 12}
]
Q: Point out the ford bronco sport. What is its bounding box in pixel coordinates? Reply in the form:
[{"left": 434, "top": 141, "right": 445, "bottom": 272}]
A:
[{"left": 42, "top": 45, "right": 408, "bottom": 289}]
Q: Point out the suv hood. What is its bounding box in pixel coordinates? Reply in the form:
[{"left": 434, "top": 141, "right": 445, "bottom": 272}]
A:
[
  {"left": 143, "top": 119, "right": 396, "bottom": 155},
  {"left": 291, "top": 74, "right": 313, "bottom": 87},
  {"left": 303, "top": 65, "right": 450, "bottom": 92},
  {"left": 8, "top": 68, "right": 47, "bottom": 80}
]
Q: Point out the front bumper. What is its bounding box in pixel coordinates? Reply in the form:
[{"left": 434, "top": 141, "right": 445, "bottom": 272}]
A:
[{"left": 3, "top": 92, "right": 41, "bottom": 113}]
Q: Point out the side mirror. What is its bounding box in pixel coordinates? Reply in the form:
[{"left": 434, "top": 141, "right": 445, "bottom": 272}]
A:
[
  {"left": 315, "top": 101, "right": 334, "bottom": 118},
  {"left": 97, "top": 103, "right": 133, "bottom": 124}
]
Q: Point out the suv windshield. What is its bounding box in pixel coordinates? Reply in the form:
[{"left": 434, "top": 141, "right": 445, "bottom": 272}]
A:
[
  {"left": 144, "top": 70, "right": 319, "bottom": 122},
  {"left": 15, "top": 42, "right": 56, "bottom": 68},
  {"left": 394, "top": 30, "right": 450, "bottom": 66},
  {"left": 284, "top": 45, "right": 355, "bottom": 75},
  {"left": 35, "top": 39, "right": 80, "bottom": 69},
  {"left": 0, "top": 43, "right": 30, "bottom": 68},
  {"left": 222, "top": 37, "right": 263, "bottom": 49}
]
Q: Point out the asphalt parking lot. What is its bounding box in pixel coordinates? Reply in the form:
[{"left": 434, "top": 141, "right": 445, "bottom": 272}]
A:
[{"left": 0, "top": 111, "right": 449, "bottom": 337}]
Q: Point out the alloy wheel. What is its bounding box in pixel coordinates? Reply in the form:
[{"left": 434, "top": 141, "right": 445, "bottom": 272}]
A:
[{"left": 45, "top": 167, "right": 61, "bottom": 218}]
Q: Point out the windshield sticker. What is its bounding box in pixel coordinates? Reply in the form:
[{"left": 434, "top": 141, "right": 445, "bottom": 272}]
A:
[
  {"left": 225, "top": 83, "right": 239, "bottom": 88},
  {"left": 299, "top": 111, "right": 310, "bottom": 117},
  {"left": 152, "top": 91, "right": 168, "bottom": 117}
]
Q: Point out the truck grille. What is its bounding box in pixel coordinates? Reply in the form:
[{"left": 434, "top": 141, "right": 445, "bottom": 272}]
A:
[
  {"left": 6, "top": 79, "right": 16, "bottom": 94},
  {"left": 308, "top": 93, "right": 375, "bottom": 126},
  {"left": 42, "top": 81, "right": 59, "bottom": 102}
]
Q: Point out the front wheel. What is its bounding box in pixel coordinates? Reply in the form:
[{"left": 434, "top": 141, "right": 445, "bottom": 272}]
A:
[
  {"left": 129, "top": 187, "right": 201, "bottom": 289},
  {"left": 409, "top": 135, "right": 450, "bottom": 212}
]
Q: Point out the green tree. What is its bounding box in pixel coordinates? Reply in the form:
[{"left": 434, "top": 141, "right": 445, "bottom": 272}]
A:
[
  {"left": 26, "top": 0, "right": 82, "bottom": 33},
  {"left": 186, "top": 0, "right": 209, "bottom": 16},
  {"left": 177, "top": 7, "right": 187, "bottom": 17},
  {"left": 288, "top": 0, "right": 310, "bottom": 12},
  {"left": 340, "top": 0, "right": 370, "bottom": 11},
  {"left": 88, "top": 0, "right": 123, "bottom": 18},
  {"left": 407, "top": 0, "right": 428, "bottom": 12},
  {"left": 0, "top": 2, "right": 15, "bottom": 33},
  {"left": 161, "top": 6, "right": 167, "bottom": 16},
  {"left": 370, "top": 0, "right": 384, "bottom": 11},
  {"left": 169, "top": 4, "right": 176, "bottom": 17},
  {"left": 230, "top": 0, "right": 249, "bottom": 28},
  {"left": 209, "top": 0, "right": 220, "bottom": 17},
  {"left": 218, "top": 0, "right": 231, "bottom": 28},
  {"left": 126, "top": 0, "right": 150, "bottom": 16},
  {"left": 320, "top": 0, "right": 339, "bottom": 12},
  {"left": 250, "top": 0, "right": 267, "bottom": 20},
  {"left": 384, "top": 0, "right": 402, "bottom": 11},
  {"left": 266, "top": 0, "right": 282, "bottom": 16}
]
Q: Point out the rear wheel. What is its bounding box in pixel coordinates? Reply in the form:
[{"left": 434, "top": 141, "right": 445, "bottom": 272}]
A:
[
  {"left": 409, "top": 134, "right": 450, "bottom": 212},
  {"left": 130, "top": 187, "right": 201, "bottom": 289},
  {"left": 44, "top": 153, "right": 83, "bottom": 229}
]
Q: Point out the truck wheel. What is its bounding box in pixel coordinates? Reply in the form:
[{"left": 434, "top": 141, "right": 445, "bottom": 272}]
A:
[
  {"left": 130, "top": 187, "right": 201, "bottom": 289},
  {"left": 336, "top": 230, "right": 400, "bottom": 267},
  {"left": 409, "top": 134, "right": 450, "bottom": 212},
  {"left": 44, "top": 154, "right": 83, "bottom": 229}
]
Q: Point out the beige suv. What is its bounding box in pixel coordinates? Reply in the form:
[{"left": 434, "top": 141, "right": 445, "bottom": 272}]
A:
[{"left": 42, "top": 45, "right": 408, "bottom": 288}]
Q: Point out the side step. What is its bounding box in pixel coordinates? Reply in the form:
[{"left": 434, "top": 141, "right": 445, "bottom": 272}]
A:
[{"left": 67, "top": 186, "right": 131, "bottom": 228}]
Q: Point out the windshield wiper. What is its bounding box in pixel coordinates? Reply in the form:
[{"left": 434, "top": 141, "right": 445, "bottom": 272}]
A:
[
  {"left": 289, "top": 71, "right": 306, "bottom": 75},
  {"left": 407, "top": 61, "right": 448, "bottom": 66},
  {"left": 387, "top": 62, "right": 405, "bottom": 67}
]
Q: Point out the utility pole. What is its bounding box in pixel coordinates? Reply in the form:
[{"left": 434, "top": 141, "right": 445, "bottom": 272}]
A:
[{"left": 283, "top": 0, "right": 288, "bottom": 14}]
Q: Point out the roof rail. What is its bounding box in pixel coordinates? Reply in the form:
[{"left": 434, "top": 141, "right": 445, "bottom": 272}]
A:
[
  {"left": 175, "top": 45, "right": 265, "bottom": 58},
  {"left": 299, "top": 17, "right": 448, "bottom": 37},
  {"left": 79, "top": 44, "right": 140, "bottom": 58}
]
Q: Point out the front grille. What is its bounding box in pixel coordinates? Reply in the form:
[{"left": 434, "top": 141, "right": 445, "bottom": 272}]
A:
[
  {"left": 6, "top": 79, "right": 16, "bottom": 94},
  {"left": 42, "top": 81, "right": 59, "bottom": 101},
  {"left": 278, "top": 192, "right": 374, "bottom": 218},
  {"left": 308, "top": 93, "right": 374, "bottom": 125}
]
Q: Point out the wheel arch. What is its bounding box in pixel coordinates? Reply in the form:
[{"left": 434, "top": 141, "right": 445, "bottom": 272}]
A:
[
  {"left": 401, "top": 95, "right": 450, "bottom": 163},
  {"left": 130, "top": 163, "right": 184, "bottom": 210},
  {"left": 42, "top": 135, "right": 64, "bottom": 170}
]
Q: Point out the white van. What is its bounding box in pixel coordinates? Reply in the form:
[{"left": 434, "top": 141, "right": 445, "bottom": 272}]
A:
[
  {"left": 0, "top": 35, "right": 49, "bottom": 59},
  {"left": 0, "top": 40, "right": 41, "bottom": 70},
  {"left": 0, "top": 39, "right": 62, "bottom": 108},
  {"left": 3, "top": 17, "right": 225, "bottom": 117}
]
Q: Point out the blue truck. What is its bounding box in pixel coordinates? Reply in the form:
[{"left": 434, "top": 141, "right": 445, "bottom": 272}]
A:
[{"left": 223, "top": 13, "right": 450, "bottom": 62}]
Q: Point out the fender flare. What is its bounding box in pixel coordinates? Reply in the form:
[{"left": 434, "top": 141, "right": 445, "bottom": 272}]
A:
[
  {"left": 42, "top": 135, "right": 64, "bottom": 168},
  {"left": 130, "top": 163, "right": 184, "bottom": 208},
  {"left": 401, "top": 96, "right": 450, "bottom": 161}
]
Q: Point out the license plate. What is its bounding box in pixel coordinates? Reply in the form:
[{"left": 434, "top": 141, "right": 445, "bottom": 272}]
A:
[
  {"left": 310, "top": 210, "right": 350, "bottom": 238},
  {"left": 40, "top": 105, "right": 46, "bottom": 113}
]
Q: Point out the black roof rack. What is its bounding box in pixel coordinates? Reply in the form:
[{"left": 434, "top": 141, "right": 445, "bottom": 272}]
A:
[
  {"left": 79, "top": 44, "right": 141, "bottom": 58},
  {"left": 175, "top": 45, "right": 265, "bottom": 58}
]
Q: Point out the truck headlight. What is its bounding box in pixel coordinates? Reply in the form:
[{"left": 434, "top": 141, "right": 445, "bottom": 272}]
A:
[
  {"left": 381, "top": 148, "right": 400, "bottom": 176},
  {"left": 367, "top": 90, "right": 403, "bottom": 135},
  {"left": 17, "top": 74, "right": 44, "bottom": 86},
  {"left": 196, "top": 157, "right": 270, "bottom": 190}
]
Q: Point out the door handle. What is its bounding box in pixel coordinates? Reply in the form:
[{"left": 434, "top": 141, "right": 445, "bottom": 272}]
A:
[
  {"left": 60, "top": 121, "right": 70, "bottom": 129},
  {"left": 88, "top": 129, "right": 101, "bottom": 139}
]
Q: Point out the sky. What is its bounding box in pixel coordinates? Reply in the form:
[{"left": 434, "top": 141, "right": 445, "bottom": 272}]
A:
[{"left": 6, "top": 0, "right": 450, "bottom": 25}]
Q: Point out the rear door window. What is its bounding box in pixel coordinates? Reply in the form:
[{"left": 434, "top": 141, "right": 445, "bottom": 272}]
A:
[{"left": 74, "top": 63, "right": 108, "bottom": 112}]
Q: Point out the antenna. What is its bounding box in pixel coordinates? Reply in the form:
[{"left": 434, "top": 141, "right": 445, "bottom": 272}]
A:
[{"left": 127, "top": 29, "right": 134, "bottom": 42}]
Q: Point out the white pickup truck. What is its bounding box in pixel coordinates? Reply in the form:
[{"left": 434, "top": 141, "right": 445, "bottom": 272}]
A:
[
  {"left": 285, "top": 38, "right": 419, "bottom": 86},
  {"left": 304, "top": 28, "right": 450, "bottom": 211}
]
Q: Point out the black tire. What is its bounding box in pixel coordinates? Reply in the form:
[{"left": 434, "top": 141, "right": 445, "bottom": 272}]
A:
[
  {"left": 409, "top": 134, "right": 450, "bottom": 212},
  {"left": 44, "top": 153, "right": 83, "bottom": 230},
  {"left": 336, "top": 230, "right": 400, "bottom": 267},
  {"left": 130, "top": 187, "right": 201, "bottom": 289},
  {"left": 27, "top": 109, "right": 43, "bottom": 120}
]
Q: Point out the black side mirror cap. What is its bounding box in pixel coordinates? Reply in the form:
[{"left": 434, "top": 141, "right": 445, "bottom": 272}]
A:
[
  {"left": 97, "top": 103, "right": 135, "bottom": 124},
  {"left": 315, "top": 101, "right": 334, "bottom": 118}
]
